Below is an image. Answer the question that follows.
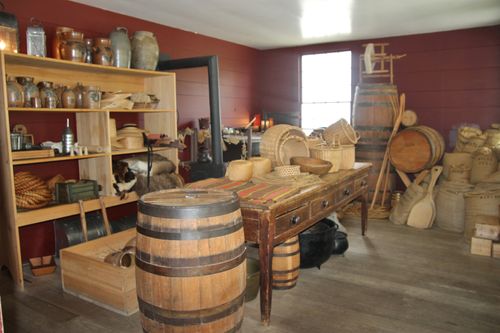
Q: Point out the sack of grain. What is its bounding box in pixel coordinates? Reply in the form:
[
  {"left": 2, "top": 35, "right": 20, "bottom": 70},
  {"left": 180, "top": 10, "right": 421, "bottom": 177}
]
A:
[
  {"left": 454, "top": 127, "right": 486, "bottom": 153},
  {"left": 435, "top": 181, "right": 474, "bottom": 233},
  {"left": 470, "top": 147, "right": 498, "bottom": 184},
  {"left": 442, "top": 152, "right": 472, "bottom": 180},
  {"left": 464, "top": 190, "right": 500, "bottom": 242},
  {"left": 389, "top": 183, "right": 425, "bottom": 225}
]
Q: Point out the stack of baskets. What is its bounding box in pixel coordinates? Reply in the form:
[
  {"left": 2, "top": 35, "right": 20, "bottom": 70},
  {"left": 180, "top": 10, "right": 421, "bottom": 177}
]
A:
[{"left": 260, "top": 124, "right": 309, "bottom": 167}]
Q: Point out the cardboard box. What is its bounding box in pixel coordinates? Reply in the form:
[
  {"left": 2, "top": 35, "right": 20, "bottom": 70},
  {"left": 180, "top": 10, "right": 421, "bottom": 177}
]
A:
[
  {"left": 60, "top": 228, "right": 137, "bottom": 315},
  {"left": 470, "top": 237, "right": 492, "bottom": 257}
]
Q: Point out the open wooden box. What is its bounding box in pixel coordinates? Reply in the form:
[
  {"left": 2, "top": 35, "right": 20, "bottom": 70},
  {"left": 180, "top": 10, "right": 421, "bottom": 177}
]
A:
[{"left": 60, "top": 228, "right": 137, "bottom": 315}]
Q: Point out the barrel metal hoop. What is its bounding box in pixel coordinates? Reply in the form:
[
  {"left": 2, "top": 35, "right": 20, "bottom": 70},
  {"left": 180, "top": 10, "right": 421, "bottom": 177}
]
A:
[
  {"left": 136, "top": 246, "right": 246, "bottom": 277},
  {"left": 272, "top": 249, "right": 300, "bottom": 257},
  {"left": 138, "top": 290, "right": 245, "bottom": 326},
  {"left": 279, "top": 238, "right": 299, "bottom": 246},
  {"left": 272, "top": 276, "right": 299, "bottom": 284},
  {"left": 139, "top": 195, "right": 240, "bottom": 219},
  {"left": 272, "top": 265, "right": 301, "bottom": 274},
  {"left": 137, "top": 217, "right": 243, "bottom": 240},
  {"left": 355, "top": 144, "right": 388, "bottom": 152},
  {"left": 355, "top": 102, "right": 394, "bottom": 107},
  {"left": 136, "top": 243, "right": 246, "bottom": 269},
  {"left": 354, "top": 125, "right": 393, "bottom": 131}
]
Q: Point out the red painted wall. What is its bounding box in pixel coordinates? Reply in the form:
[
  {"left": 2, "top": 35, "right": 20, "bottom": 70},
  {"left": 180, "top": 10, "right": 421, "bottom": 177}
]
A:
[
  {"left": 4, "top": 0, "right": 259, "bottom": 260},
  {"left": 258, "top": 25, "right": 500, "bottom": 147}
]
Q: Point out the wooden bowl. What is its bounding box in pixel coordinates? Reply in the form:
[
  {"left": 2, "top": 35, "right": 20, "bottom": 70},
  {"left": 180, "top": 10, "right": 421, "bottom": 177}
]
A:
[{"left": 290, "top": 157, "right": 332, "bottom": 176}]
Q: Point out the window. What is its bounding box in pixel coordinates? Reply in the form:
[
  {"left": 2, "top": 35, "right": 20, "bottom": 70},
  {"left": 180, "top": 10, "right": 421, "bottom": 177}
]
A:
[{"left": 301, "top": 51, "right": 352, "bottom": 134}]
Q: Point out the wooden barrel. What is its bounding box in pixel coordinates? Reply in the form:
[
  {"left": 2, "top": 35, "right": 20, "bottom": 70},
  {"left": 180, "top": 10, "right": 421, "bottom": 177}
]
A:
[
  {"left": 353, "top": 84, "right": 398, "bottom": 202},
  {"left": 272, "top": 236, "right": 300, "bottom": 290},
  {"left": 389, "top": 125, "right": 445, "bottom": 173},
  {"left": 136, "top": 189, "right": 246, "bottom": 333}
]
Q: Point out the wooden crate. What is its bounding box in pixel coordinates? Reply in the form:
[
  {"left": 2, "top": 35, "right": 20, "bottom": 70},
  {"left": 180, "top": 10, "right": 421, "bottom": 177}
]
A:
[
  {"left": 60, "top": 228, "right": 137, "bottom": 315},
  {"left": 493, "top": 243, "right": 500, "bottom": 259},
  {"left": 470, "top": 237, "right": 492, "bottom": 257}
]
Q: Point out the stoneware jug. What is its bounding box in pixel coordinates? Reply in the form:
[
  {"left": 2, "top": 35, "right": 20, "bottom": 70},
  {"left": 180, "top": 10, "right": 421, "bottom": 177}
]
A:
[
  {"left": 131, "top": 31, "right": 159, "bottom": 70},
  {"left": 52, "top": 26, "right": 73, "bottom": 59},
  {"left": 59, "top": 31, "right": 85, "bottom": 63},
  {"left": 16, "top": 76, "right": 38, "bottom": 107},
  {"left": 6, "top": 77, "right": 24, "bottom": 107},
  {"left": 110, "top": 27, "right": 131, "bottom": 68},
  {"left": 93, "top": 38, "right": 113, "bottom": 66}
]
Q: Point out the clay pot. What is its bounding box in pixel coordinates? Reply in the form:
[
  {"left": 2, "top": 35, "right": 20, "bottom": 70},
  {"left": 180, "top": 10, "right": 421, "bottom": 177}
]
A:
[
  {"left": 52, "top": 26, "right": 73, "bottom": 59},
  {"left": 16, "top": 76, "right": 38, "bottom": 107},
  {"left": 82, "top": 86, "right": 101, "bottom": 109},
  {"left": 93, "top": 38, "right": 113, "bottom": 66},
  {"left": 59, "top": 31, "right": 85, "bottom": 62},
  {"left": 110, "top": 27, "right": 131, "bottom": 68},
  {"left": 62, "top": 86, "right": 76, "bottom": 108},
  {"left": 6, "top": 77, "right": 24, "bottom": 107},
  {"left": 74, "top": 82, "right": 85, "bottom": 108},
  {"left": 131, "top": 31, "right": 159, "bottom": 70}
]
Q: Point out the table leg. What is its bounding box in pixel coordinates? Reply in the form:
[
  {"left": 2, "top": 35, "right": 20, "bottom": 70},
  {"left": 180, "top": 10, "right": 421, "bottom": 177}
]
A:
[
  {"left": 258, "top": 212, "right": 274, "bottom": 325},
  {"left": 360, "top": 192, "right": 368, "bottom": 236}
]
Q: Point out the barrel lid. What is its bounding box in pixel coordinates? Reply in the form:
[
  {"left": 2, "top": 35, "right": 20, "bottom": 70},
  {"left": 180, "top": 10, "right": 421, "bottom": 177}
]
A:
[{"left": 139, "top": 189, "right": 240, "bottom": 219}]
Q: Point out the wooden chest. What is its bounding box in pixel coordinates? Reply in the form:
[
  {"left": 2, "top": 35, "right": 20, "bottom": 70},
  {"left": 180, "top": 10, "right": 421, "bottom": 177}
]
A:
[{"left": 60, "top": 228, "right": 137, "bottom": 315}]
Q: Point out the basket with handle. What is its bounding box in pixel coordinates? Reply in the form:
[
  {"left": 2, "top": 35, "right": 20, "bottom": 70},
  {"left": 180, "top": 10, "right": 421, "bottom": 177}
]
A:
[
  {"left": 274, "top": 165, "right": 301, "bottom": 177},
  {"left": 309, "top": 143, "right": 342, "bottom": 173},
  {"left": 323, "top": 118, "right": 360, "bottom": 145},
  {"left": 260, "top": 124, "right": 308, "bottom": 166}
]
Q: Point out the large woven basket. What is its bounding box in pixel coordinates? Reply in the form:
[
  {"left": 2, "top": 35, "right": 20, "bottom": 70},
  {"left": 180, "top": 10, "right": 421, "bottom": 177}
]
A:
[
  {"left": 323, "top": 119, "right": 359, "bottom": 145},
  {"left": 309, "top": 144, "right": 342, "bottom": 173},
  {"left": 260, "top": 125, "right": 309, "bottom": 166}
]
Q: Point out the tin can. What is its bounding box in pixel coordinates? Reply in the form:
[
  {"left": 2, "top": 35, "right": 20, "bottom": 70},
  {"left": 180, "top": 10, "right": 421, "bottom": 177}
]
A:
[{"left": 26, "top": 20, "right": 46, "bottom": 57}]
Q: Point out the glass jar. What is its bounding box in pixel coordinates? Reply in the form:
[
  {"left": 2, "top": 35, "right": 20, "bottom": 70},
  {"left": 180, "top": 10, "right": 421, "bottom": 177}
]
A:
[
  {"left": 83, "top": 86, "right": 101, "bottom": 109},
  {"left": 16, "top": 76, "right": 39, "bottom": 107},
  {"left": 6, "top": 77, "right": 24, "bottom": 107}
]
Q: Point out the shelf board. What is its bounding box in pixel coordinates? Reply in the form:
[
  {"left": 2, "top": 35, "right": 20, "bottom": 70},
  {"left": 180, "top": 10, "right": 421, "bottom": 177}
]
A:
[
  {"left": 16, "top": 192, "right": 139, "bottom": 227},
  {"left": 3, "top": 51, "right": 174, "bottom": 78},
  {"left": 13, "top": 153, "right": 108, "bottom": 165},
  {"left": 9, "top": 107, "right": 175, "bottom": 113},
  {"left": 111, "top": 147, "right": 173, "bottom": 156}
]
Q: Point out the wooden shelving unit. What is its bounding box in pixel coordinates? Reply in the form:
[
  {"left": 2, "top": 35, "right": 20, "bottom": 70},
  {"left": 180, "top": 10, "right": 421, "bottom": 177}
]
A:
[{"left": 0, "top": 52, "right": 177, "bottom": 288}]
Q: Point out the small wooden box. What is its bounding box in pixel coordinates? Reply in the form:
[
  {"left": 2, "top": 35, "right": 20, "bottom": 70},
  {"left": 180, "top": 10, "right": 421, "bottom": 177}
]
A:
[
  {"left": 55, "top": 180, "right": 99, "bottom": 203},
  {"left": 60, "top": 229, "right": 137, "bottom": 315},
  {"left": 29, "top": 255, "right": 56, "bottom": 276},
  {"left": 474, "top": 224, "right": 500, "bottom": 241},
  {"left": 493, "top": 243, "right": 500, "bottom": 259},
  {"left": 470, "top": 237, "right": 492, "bottom": 257}
]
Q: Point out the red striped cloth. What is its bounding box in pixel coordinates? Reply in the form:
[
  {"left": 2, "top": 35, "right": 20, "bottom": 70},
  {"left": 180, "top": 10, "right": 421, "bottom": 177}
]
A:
[{"left": 186, "top": 178, "right": 298, "bottom": 204}]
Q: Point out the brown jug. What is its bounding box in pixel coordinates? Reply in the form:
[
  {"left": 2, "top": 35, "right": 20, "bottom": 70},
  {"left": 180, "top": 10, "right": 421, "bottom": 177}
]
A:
[
  {"left": 93, "top": 38, "right": 113, "bottom": 66},
  {"left": 52, "top": 26, "right": 73, "bottom": 59},
  {"left": 59, "top": 31, "right": 85, "bottom": 63}
]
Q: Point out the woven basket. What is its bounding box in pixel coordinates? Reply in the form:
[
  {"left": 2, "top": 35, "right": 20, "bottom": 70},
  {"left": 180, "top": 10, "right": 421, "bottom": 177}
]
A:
[
  {"left": 309, "top": 144, "right": 342, "bottom": 173},
  {"left": 340, "top": 145, "right": 355, "bottom": 169},
  {"left": 323, "top": 119, "right": 359, "bottom": 145},
  {"left": 260, "top": 125, "right": 308, "bottom": 166},
  {"left": 275, "top": 165, "right": 301, "bottom": 177}
]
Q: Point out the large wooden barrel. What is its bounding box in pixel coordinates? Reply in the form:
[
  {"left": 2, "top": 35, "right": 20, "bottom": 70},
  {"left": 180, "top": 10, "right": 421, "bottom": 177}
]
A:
[
  {"left": 136, "top": 189, "right": 246, "bottom": 333},
  {"left": 353, "top": 83, "right": 398, "bottom": 202},
  {"left": 272, "top": 236, "right": 300, "bottom": 290},
  {"left": 389, "top": 125, "right": 445, "bottom": 173}
]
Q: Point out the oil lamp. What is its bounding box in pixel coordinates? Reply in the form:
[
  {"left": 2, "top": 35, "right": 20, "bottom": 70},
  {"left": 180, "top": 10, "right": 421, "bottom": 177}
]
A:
[{"left": 0, "top": 2, "right": 19, "bottom": 53}]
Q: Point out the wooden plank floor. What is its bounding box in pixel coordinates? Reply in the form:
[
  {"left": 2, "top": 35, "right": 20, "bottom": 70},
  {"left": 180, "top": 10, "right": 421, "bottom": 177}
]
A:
[{"left": 1, "top": 218, "right": 499, "bottom": 332}]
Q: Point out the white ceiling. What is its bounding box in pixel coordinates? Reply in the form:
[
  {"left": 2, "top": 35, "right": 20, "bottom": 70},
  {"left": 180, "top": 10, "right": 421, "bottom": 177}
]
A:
[{"left": 72, "top": 0, "right": 500, "bottom": 50}]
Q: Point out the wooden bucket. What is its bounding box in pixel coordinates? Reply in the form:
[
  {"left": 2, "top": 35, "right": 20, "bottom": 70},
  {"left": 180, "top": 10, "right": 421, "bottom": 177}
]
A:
[
  {"left": 272, "top": 236, "right": 300, "bottom": 290},
  {"left": 136, "top": 189, "right": 246, "bottom": 333},
  {"left": 356, "top": 143, "right": 396, "bottom": 202},
  {"left": 389, "top": 125, "right": 445, "bottom": 173},
  {"left": 260, "top": 125, "right": 308, "bottom": 167}
]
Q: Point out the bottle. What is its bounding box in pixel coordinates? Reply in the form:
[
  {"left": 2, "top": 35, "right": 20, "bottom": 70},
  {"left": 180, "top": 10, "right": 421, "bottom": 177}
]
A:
[{"left": 62, "top": 118, "right": 74, "bottom": 155}]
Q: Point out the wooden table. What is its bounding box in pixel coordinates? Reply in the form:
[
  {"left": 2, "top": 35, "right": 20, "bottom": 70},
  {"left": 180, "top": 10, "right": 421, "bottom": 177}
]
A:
[{"left": 239, "top": 163, "right": 371, "bottom": 325}]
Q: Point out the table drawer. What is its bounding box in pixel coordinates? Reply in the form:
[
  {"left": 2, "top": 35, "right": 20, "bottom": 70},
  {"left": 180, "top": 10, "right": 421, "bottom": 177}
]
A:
[
  {"left": 311, "top": 191, "right": 335, "bottom": 216},
  {"left": 354, "top": 175, "right": 368, "bottom": 192},
  {"left": 335, "top": 181, "right": 354, "bottom": 204},
  {"left": 275, "top": 205, "right": 309, "bottom": 236}
]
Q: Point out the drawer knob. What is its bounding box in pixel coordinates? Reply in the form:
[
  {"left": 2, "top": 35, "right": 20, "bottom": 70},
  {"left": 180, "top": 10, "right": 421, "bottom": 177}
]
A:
[
  {"left": 361, "top": 180, "right": 367, "bottom": 187},
  {"left": 344, "top": 189, "right": 351, "bottom": 196},
  {"left": 290, "top": 215, "right": 301, "bottom": 225},
  {"left": 322, "top": 200, "right": 329, "bottom": 208}
]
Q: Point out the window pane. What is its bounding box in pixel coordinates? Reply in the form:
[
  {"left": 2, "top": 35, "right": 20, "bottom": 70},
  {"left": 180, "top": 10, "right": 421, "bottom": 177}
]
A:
[
  {"left": 301, "top": 102, "right": 351, "bottom": 134},
  {"left": 301, "top": 51, "right": 352, "bottom": 131}
]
